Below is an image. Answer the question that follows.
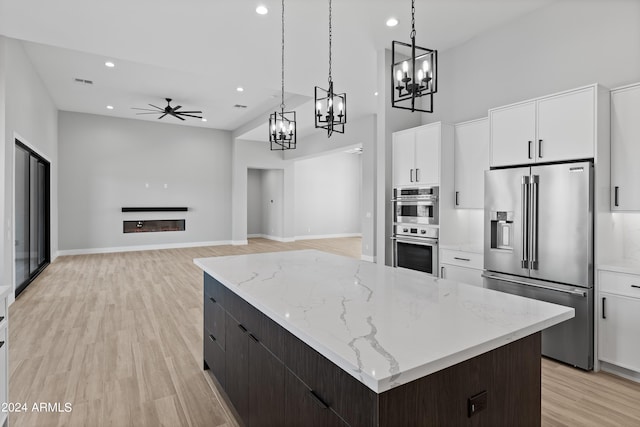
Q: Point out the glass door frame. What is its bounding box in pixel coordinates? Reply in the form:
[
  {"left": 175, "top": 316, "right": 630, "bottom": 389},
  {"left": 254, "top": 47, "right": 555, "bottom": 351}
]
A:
[{"left": 14, "top": 139, "right": 50, "bottom": 297}]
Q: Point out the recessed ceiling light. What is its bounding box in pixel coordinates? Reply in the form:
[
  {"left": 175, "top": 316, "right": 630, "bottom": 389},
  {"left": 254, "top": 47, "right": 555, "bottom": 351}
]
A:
[
  {"left": 386, "top": 18, "right": 399, "bottom": 27},
  {"left": 374, "top": 91, "right": 379, "bottom": 96},
  {"left": 201, "top": 118, "right": 208, "bottom": 122},
  {"left": 105, "top": 61, "right": 115, "bottom": 68},
  {"left": 106, "top": 105, "right": 114, "bottom": 110},
  {"left": 256, "top": 5, "right": 268, "bottom": 15},
  {"left": 237, "top": 86, "right": 244, "bottom": 92}
]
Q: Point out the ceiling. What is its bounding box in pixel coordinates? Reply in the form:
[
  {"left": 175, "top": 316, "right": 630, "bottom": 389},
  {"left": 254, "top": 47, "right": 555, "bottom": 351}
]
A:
[{"left": 0, "top": 0, "right": 558, "bottom": 140}]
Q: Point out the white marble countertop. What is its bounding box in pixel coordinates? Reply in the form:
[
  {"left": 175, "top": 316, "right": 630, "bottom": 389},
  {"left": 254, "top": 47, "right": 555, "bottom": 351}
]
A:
[
  {"left": 194, "top": 250, "right": 573, "bottom": 393},
  {"left": 598, "top": 259, "right": 640, "bottom": 275},
  {"left": 439, "top": 243, "right": 484, "bottom": 254}
]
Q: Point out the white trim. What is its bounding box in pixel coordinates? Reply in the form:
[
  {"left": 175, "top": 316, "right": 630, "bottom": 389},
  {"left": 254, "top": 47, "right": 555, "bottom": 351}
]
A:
[
  {"left": 599, "top": 361, "right": 640, "bottom": 383},
  {"left": 360, "top": 254, "right": 375, "bottom": 263},
  {"left": 260, "top": 235, "right": 295, "bottom": 243},
  {"left": 232, "top": 240, "right": 248, "bottom": 246},
  {"left": 247, "top": 234, "right": 264, "bottom": 238},
  {"left": 57, "top": 240, "right": 233, "bottom": 256},
  {"left": 295, "top": 233, "right": 362, "bottom": 240}
]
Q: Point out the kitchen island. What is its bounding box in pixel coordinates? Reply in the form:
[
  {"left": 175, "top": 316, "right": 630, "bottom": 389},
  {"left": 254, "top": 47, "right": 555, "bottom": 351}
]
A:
[{"left": 194, "top": 250, "right": 573, "bottom": 426}]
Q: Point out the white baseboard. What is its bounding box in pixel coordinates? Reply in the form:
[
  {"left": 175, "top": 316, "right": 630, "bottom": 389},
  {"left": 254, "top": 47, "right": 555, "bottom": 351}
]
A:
[
  {"left": 295, "top": 233, "right": 362, "bottom": 240},
  {"left": 57, "top": 240, "right": 234, "bottom": 256},
  {"left": 600, "top": 361, "right": 640, "bottom": 383},
  {"left": 231, "top": 240, "right": 248, "bottom": 246},
  {"left": 360, "top": 254, "right": 375, "bottom": 263},
  {"left": 247, "top": 234, "right": 294, "bottom": 243}
]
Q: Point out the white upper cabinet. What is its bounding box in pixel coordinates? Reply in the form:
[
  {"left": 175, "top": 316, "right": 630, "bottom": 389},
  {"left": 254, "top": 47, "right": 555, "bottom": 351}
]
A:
[
  {"left": 537, "top": 87, "right": 595, "bottom": 162},
  {"left": 454, "top": 118, "right": 489, "bottom": 209},
  {"left": 415, "top": 125, "right": 440, "bottom": 186},
  {"left": 489, "top": 101, "right": 536, "bottom": 167},
  {"left": 393, "top": 123, "right": 442, "bottom": 187},
  {"left": 489, "top": 85, "right": 596, "bottom": 167},
  {"left": 611, "top": 83, "right": 640, "bottom": 211}
]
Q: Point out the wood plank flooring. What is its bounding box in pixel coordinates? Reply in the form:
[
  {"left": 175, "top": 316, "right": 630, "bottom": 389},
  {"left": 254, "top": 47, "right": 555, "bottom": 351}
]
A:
[{"left": 7, "top": 237, "right": 640, "bottom": 426}]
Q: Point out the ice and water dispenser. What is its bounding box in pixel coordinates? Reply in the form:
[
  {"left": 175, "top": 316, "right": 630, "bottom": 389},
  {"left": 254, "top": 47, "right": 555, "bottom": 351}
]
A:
[{"left": 489, "top": 211, "right": 514, "bottom": 250}]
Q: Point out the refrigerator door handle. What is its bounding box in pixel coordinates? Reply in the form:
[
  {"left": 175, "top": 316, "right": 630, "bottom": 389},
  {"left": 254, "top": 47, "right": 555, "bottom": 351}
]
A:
[
  {"left": 481, "top": 273, "right": 588, "bottom": 297},
  {"left": 531, "top": 175, "right": 539, "bottom": 270},
  {"left": 521, "top": 176, "right": 530, "bottom": 269}
]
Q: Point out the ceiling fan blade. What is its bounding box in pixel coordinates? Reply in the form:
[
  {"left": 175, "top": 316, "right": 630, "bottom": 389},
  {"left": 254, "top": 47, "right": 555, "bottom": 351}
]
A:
[
  {"left": 176, "top": 110, "right": 202, "bottom": 114},
  {"left": 173, "top": 105, "right": 182, "bottom": 112},
  {"left": 149, "top": 104, "right": 164, "bottom": 110},
  {"left": 158, "top": 113, "right": 168, "bottom": 119},
  {"left": 176, "top": 113, "right": 203, "bottom": 119},
  {"left": 132, "top": 107, "right": 161, "bottom": 111},
  {"left": 135, "top": 112, "right": 162, "bottom": 115}
]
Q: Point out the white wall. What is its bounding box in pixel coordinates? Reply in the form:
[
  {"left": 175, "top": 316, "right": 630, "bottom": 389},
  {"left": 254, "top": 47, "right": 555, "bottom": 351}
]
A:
[
  {"left": 2, "top": 37, "right": 58, "bottom": 301},
  {"left": 424, "top": 0, "right": 640, "bottom": 125},
  {"left": 294, "top": 151, "right": 361, "bottom": 238},
  {"left": 58, "top": 111, "right": 232, "bottom": 253},
  {"left": 247, "top": 169, "right": 263, "bottom": 236}
]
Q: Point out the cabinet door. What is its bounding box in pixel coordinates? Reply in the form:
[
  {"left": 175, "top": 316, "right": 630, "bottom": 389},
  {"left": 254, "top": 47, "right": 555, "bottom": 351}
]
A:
[
  {"left": 225, "top": 312, "right": 249, "bottom": 423},
  {"left": 537, "top": 86, "right": 595, "bottom": 163},
  {"left": 599, "top": 293, "right": 640, "bottom": 372},
  {"left": 248, "top": 338, "right": 285, "bottom": 427},
  {"left": 392, "top": 131, "right": 416, "bottom": 187},
  {"left": 414, "top": 125, "right": 440, "bottom": 185},
  {"left": 611, "top": 85, "right": 640, "bottom": 211},
  {"left": 283, "top": 369, "right": 348, "bottom": 427},
  {"left": 440, "top": 264, "right": 483, "bottom": 287},
  {"left": 454, "top": 119, "right": 489, "bottom": 208},
  {"left": 490, "top": 101, "right": 536, "bottom": 167}
]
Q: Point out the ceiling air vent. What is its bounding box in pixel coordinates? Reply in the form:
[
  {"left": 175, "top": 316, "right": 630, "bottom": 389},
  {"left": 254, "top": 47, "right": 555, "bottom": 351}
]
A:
[
  {"left": 73, "top": 78, "right": 93, "bottom": 85},
  {"left": 234, "top": 104, "right": 248, "bottom": 109}
]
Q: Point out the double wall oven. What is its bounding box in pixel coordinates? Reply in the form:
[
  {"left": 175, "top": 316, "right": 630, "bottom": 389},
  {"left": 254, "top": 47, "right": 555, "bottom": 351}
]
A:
[{"left": 392, "top": 186, "right": 439, "bottom": 276}]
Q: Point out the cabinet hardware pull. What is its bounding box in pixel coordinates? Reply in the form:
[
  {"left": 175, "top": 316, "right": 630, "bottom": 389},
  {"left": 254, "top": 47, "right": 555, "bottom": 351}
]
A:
[
  {"left": 416, "top": 168, "right": 421, "bottom": 182},
  {"left": 209, "top": 334, "right": 216, "bottom": 342},
  {"left": 453, "top": 257, "right": 471, "bottom": 262},
  {"left": 602, "top": 297, "right": 606, "bottom": 319},
  {"left": 209, "top": 297, "right": 216, "bottom": 304},
  {"left": 441, "top": 266, "right": 445, "bottom": 278},
  {"left": 237, "top": 324, "right": 248, "bottom": 333},
  {"left": 248, "top": 333, "right": 259, "bottom": 343},
  {"left": 308, "top": 390, "right": 329, "bottom": 409},
  {"left": 0, "top": 341, "right": 4, "bottom": 349},
  {"left": 528, "top": 141, "right": 533, "bottom": 159},
  {"left": 538, "top": 139, "right": 543, "bottom": 158},
  {"left": 631, "top": 285, "right": 640, "bottom": 289},
  {"left": 410, "top": 169, "right": 414, "bottom": 183},
  {"left": 614, "top": 186, "right": 619, "bottom": 207},
  {"left": 455, "top": 191, "right": 459, "bottom": 206}
]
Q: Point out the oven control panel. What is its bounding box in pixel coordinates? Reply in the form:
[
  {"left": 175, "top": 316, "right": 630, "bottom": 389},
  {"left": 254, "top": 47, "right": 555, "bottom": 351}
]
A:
[{"left": 395, "top": 224, "right": 438, "bottom": 239}]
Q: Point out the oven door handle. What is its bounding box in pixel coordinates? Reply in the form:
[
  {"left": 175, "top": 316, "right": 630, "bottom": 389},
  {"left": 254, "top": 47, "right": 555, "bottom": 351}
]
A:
[{"left": 391, "top": 236, "right": 439, "bottom": 246}]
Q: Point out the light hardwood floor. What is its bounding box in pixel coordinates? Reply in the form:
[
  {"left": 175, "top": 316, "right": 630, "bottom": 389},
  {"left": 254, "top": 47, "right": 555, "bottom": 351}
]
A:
[{"left": 7, "top": 237, "right": 640, "bottom": 426}]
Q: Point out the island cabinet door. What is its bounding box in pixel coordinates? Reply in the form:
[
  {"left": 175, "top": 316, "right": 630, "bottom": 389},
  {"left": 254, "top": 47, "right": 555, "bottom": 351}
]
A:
[
  {"left": 247, "top": 338, "right": 285, "bottom": 427},
  {"left": 225, "top": 311, "right": 249, "bottom": 423},
  {"left": 283, "top": 369, "right": 348, "bottom": 427}
]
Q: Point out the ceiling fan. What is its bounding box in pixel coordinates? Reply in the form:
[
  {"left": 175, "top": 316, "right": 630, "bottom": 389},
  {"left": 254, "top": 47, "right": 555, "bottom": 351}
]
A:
[{"left": 132, "top": 98, "right": 202, "bottom": 121}]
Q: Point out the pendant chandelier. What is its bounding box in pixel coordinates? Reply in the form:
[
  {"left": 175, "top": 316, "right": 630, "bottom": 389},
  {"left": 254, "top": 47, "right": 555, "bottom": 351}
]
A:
[
  {"left": 269, "top": 0, "right": 297, "bottom": 150},
  {"left": 314, "top": 0, "right": 346, "bottom": 137},
  {"left": 391, "top": 0, "right": 438, "bottom": 113}
]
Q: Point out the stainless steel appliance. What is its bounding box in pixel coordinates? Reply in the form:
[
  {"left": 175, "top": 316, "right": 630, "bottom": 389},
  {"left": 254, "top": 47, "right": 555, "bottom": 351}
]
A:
[
  {"left": 392, "top": 224, "right": 438, "bottom": 276},
  {"left": 394, "top": 186, "right": 439, "bottom": 225},
  {"left": 483, "top": 161, "right": 593, "bottom": 370}
]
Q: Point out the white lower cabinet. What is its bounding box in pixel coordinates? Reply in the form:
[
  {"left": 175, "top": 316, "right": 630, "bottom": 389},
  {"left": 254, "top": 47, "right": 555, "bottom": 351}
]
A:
[
  {"left": 440, "top": 249, "right": 484, "bottom": 287},
  {"left": 598, "top": 270, "right": 640, "bottom": 373}
]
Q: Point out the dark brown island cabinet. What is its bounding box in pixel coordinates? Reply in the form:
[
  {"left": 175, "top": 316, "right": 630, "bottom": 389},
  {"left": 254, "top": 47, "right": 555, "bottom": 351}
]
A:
[{"left": 203, "top": 273, "right": 542, "bottom": 427}]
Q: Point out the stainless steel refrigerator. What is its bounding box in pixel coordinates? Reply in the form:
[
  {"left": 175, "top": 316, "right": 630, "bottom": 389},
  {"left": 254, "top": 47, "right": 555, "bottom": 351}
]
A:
[{"left": 483, "top": 161, "right": 593, "bottom": 370}]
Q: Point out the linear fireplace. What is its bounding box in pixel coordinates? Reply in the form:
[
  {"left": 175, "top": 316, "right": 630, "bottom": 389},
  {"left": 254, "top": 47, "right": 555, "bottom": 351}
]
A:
[{"left": 123, "top": 219, "right": 185, "bottom": 233}]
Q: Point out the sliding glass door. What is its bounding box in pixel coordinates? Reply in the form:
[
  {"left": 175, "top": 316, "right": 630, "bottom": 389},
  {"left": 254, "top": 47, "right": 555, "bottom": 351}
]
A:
[{"left": 15, "top": 140, "right": 50, "bottom": 297}]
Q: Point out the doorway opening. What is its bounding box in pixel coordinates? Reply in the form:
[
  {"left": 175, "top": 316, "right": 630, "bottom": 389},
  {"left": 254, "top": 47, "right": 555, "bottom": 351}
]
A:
[{"left": 15, "top": 140, "right": 50, "bottom": 297}]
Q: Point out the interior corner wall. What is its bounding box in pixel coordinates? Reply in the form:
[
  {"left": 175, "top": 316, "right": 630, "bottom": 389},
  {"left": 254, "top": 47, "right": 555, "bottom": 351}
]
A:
[
  {"left": 247, "top": 169, "right": 263, "bottom": 236},
  {"left": 3, "top": 37, "right": 58, "bottom": 302},
  {"left": 0, "top": 37, "right": 7, "bottom": 294},
  {"left": 294, "top": 151, "right": 361, "bottom": 238},
  {"left": 58, "top": 112, "right": 232, "bottom": 252},
  {"left": 423, "top": 0, "right": 640, "bottom": 125}
]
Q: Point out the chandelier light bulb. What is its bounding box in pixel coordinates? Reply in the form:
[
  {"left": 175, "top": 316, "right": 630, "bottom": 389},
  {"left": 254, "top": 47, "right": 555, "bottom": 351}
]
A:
[
  {"left": 423, "top": 60, "right": 429, "bottom": 72},
  {"left": 402, "top": 61, "right": 409, "bottom": 73},
  {"left": 339, "top": 102, "right": 344, "bottom": 112},
  {"left": 418, "top": 69, "right": 424, "bottom": 81},
  {"left": 316, "top": 101, "right": 322, "bottom": 113},
  {"left": 396, "top": 69, "right": 403, "bottom": 82}
]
